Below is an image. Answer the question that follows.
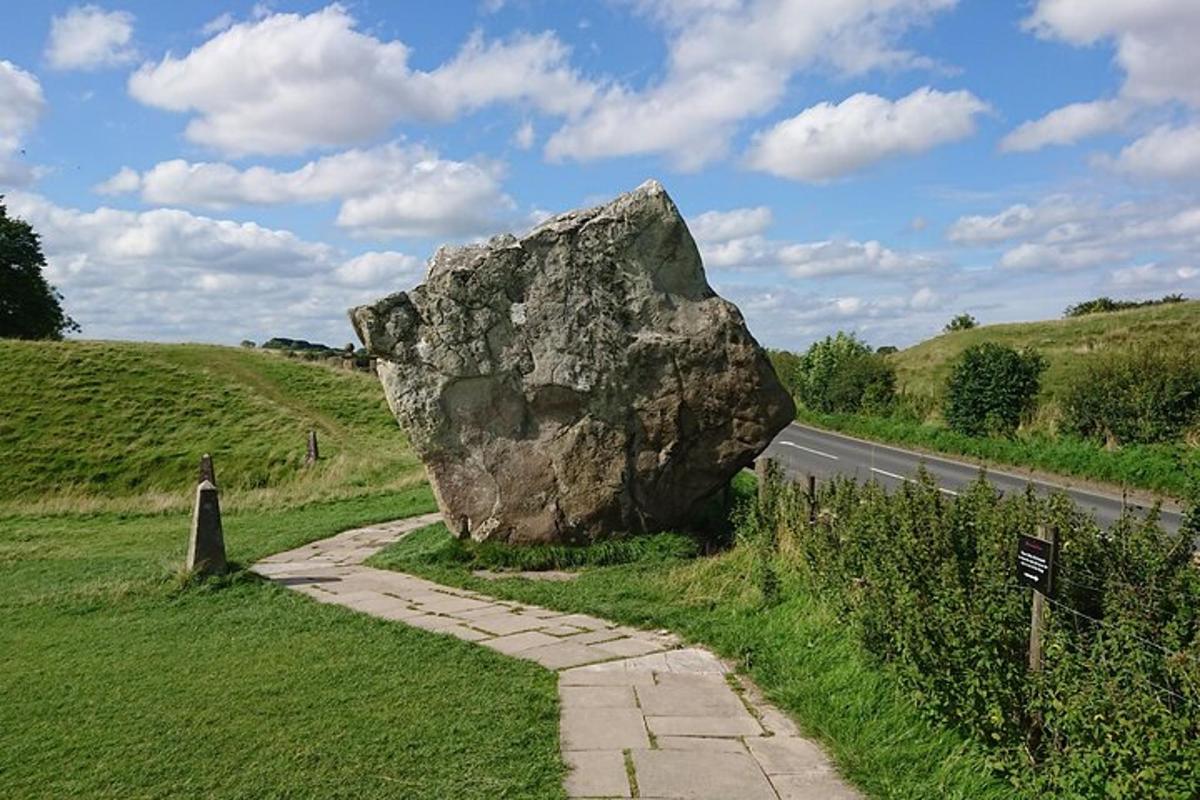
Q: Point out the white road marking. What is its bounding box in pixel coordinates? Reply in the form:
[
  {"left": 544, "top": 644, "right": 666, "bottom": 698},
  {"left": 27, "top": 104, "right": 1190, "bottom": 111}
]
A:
[
  {"left": 777, "top": 441, "right": 839, "bottom": 460},
  {"left": 870, "top": 467, "right": 958, "bottom": 496}
]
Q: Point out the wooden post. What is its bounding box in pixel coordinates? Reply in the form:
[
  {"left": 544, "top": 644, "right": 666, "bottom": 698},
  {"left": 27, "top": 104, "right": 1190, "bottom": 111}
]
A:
[
  {"left": 755, "top": 457, "right": 772, "bottom": 503},
  {"left": 1027, "top": 524, "right": 1055, "bottom": 672},
  {"left": 806, "top": 473, "right": 817, "bottom": 524},
  {"left": 198, "top": 453, "right": 216, "bottom": 487},
  {"left": 306, "top": 430, "right": 319, "bottom": 465}
]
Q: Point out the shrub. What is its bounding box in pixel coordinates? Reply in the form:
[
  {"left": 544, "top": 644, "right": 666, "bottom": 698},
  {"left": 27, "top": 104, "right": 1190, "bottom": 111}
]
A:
[
  {"left": 750, "top": 468, "right": 1200, "bottom": 797},
  {"left": 793, "top": 332, "right": 896, "bottom": 413},
  {"left": 944, "top": 312, "right": 978, "bottom": 332},
  {"left": 1064, "top": 294, "right": 1186, "bottom": 318},
  {"left": 945, "top": 342, "right": 1045, "bottom": 436},
  {"left": 1062, "top": 345, "right": 1200, "bottom": 446}
]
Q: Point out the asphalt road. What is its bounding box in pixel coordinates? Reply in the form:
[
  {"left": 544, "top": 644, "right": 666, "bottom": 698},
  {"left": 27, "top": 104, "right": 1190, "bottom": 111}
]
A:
[{"left": 762, "top": 422, "right": 1185, "bottom": 536}]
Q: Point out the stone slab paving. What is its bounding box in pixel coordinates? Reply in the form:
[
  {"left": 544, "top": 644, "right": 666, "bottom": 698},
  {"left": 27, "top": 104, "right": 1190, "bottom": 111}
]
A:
[{"left": 252, "top": 514, "right": 864, "bottom": 800}]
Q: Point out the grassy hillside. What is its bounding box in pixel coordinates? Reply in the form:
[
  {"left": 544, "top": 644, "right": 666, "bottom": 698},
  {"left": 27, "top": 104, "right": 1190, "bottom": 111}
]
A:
[
  {"left": 0, "top": 340, "right": 422, "bottom": 512},
  {"left": 891, "top": 300, "right": 1200, "bottom": 402}
]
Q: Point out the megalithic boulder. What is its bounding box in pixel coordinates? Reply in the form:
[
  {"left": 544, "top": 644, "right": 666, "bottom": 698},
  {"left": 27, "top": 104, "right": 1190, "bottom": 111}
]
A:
[
  {"left": 187, "top": 479, "right": 227, "bottom": 575},
  {"left": 350, "top": 180, "right": 795, "bottom": 545}
]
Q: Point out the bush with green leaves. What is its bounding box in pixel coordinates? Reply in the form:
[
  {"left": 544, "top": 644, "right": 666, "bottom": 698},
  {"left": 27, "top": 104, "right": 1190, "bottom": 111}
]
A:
[
  {"left": 793, "top": 332, "right": 896, "bottom": 413},
  {"left": 1064, "top": 294, "right": 1186, "bottom": 318},
  {"left": 750, "top": 468, "right": 1200, "bottom": 797},
  {"left": 944, "top": 312, "right": 979, "bottom": 332},
  {"left": 944, "top": 342, "right": 1045, "bottom": 436},
  {"left": 1062, "top": 344, "right": 1200, "bottom": 446}
]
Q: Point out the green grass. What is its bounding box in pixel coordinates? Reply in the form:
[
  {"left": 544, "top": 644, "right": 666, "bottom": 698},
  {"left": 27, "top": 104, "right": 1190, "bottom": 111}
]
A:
[
  {"left": 0, "top": 340, "right": 424, "bottom": 514},
  {"left": 889, "top": 300, "right": 1200, "bottom": 403},
  {"left": 368, "top": 522, "right": 701, "bottom": 572},
  {"left": 0, "top": 486, "right": 566, "bottom": 800},
  {"left": 797, "top": 409, "right": 1194, "bottom": 500},
  {"left": 371, "top": 524, "right": 1020, "bottom": 800}
]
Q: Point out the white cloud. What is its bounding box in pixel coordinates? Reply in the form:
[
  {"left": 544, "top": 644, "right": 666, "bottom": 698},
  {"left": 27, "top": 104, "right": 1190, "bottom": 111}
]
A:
[
  {"left": 128, "top": 5, "right": 596, "bottom": 156},
  {"left": 777, "top": 238, "right": 939, "bottom": 278},
  {"left": 688, "top": 206, "right": 772, "bottom": 243},
  {"left": 692, "top": 214, "right": 938, "bottom": 279},
  {"left": 946, "top": 197, "right": 1088, "bottom": 245},
  {"left": 0, "top": 60, "right": 45, "bottom": 187},
  {"left": 94, "top": 165, "right": 141, "bottom": 195},
  {"left": 998, "top": 242, "right": 1117, "bottom": 271},
  {"left": 1025, "top": 0, "right": 1200, "bottom": 107},
  {"left": 1110, "top": 262, "right": 1198, "bottom": 289},
  {"left": 1006, "top": 1, "right": 1200, "bottom": 150},
  {"left": 201, "top": 12, "right": 235, "bottom": 36},
  {"left": 45, "top": 5, "right": 136, "bottom": 71},
  {"left": 745, "top": 88, "right": 988, "bottom": 181},
  {"left": 513, "top": 121, "right": 535, "bottom": 150},
  {"left": 545, "top": 0, "right": 957, "bottom": 168},
  {"left": 334, "top": 251, "right": 423, "bottom": 287},
  {"left": 999, "top": 99, "right": 1130, "bottom": 152},
  {"left": 3, "top": 191, "right": 422, "bottom": 343},
  {"left": 1107, "top": 123, "right": 1200, "bottom": 180},
  {"left": 97, "top": 142, "right": 515, "bottom": 239}
]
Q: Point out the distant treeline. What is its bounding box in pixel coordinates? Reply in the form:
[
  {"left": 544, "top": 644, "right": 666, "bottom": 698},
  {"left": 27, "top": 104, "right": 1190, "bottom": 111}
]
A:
[{"left": 1064, "top": 294, "right": 1186, "bottom": 317}]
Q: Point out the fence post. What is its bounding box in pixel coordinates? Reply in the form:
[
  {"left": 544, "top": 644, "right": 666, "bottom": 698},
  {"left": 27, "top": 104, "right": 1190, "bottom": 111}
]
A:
[
  {"left": 755, "top": 457, "right": 772, "bottom": 503},
  {"left": 306, "top": 430, "right": 319, "bottom": 465},
  {"left": 1027, "top": 523, "right": 1056, "bottom": 672},
  {"left": 807, "top": 473, "right": 817, "bottom": 524}
]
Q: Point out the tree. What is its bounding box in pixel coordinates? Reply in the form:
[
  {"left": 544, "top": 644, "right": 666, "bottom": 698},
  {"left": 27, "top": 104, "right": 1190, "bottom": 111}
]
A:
[
  {"left": 0, "top": 201, "right": 79, "bottom": 340},
  {"left": 943, "top": 313, "right": 978, "bottom": 333},
  {"left": 944, "top": 342, "right": 1045, "bottom": 436},
  {"left": 240, "top": 340, "right": 256, "bottom": 348},
  {"left": 795, "top": 332, "right": 895, "bottom": 413}
]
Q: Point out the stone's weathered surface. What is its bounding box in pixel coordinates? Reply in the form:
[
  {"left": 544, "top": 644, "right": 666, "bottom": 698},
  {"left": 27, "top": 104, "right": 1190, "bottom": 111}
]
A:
[
  {"left": 350, "top": 180, "right": 795, "bottom": 544},
  {"left": 186, "top": 479, "right": 227, "bottom": 575}
]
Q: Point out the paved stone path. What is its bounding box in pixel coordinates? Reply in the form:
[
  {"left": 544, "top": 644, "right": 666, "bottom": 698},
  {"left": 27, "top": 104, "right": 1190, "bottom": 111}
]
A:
[{"left": 252, "top": 514, "right": 863, "bottom": 800}]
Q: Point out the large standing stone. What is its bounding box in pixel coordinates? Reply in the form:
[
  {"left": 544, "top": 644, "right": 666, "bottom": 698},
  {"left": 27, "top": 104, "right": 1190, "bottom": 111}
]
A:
[{"left": 350, "top": 180, "right": 794, "bottom": 544}]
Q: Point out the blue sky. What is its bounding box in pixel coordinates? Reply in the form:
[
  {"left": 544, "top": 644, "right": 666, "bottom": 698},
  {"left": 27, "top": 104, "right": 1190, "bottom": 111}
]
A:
[{"left": 2, "top": 1, "right": 1198, "bottom": 350}]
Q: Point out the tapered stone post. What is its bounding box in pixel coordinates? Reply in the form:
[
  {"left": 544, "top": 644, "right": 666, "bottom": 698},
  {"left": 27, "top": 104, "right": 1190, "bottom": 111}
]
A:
[
  {"left": 306, "top": 430, "right": 319, "bottom": 465},
  {"left": 198, "top": 453, "right": 216, "bottom": 486},
  {"left": 187, "top": 479, "right": 227, "bottom": 575}
]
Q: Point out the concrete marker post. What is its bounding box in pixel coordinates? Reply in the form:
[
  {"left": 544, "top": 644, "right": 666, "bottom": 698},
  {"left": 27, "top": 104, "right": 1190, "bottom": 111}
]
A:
[{"left": 186, "top": 479, "right": 227, "bottom": 576}]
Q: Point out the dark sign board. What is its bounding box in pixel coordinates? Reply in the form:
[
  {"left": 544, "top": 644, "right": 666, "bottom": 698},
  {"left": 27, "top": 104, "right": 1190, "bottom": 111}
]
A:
[{"left": 1017, "top": 534, "right": 1054, "bottom": 594}]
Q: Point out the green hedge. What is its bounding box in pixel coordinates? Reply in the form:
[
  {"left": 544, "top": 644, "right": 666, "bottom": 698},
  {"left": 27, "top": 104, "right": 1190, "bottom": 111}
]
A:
[{"left": 748, "top": 465, "right": 1200, "bottom": 797}]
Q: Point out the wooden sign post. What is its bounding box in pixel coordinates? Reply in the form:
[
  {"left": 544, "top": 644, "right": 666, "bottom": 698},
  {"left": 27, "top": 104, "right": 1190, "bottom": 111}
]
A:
[{"left": 1018, "top": 525, "right": 1056, "bottom": 672}]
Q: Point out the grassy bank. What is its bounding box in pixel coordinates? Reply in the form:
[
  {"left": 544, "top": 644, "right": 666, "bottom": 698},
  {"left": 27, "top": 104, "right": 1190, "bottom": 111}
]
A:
[
  {"left": 0, "top": 486, "right": 567, "bottom": 799},
  {"left": 368, "top": 522, "right": 1018, "bottom": 800},
  {"left": 0, "top": 340, "right": 422, "bottom": 514},
  {"left": 797, "top": 409, "right": 1193, "bottom": 500},
  {"left": 889, "top": 300, "right": 1200, "bottom": 402}
]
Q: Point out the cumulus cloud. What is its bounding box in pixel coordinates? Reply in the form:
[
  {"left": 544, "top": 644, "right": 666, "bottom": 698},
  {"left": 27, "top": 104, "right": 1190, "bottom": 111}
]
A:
[
  {"left": 97, "top": 142, "right": 515, "bottom": 239},
  {"left": 128, "top": 5, "right": 596, "bottom": 156},
  {"left": 949, "top": 192, "right": 1200, "bottom": 281},
  {"left": 946, "top": 198, "right": 1087, "bottom": 245},
  {"left": 688, "top": 206, "right": 772, "bottom": 243},
  {"left": 689, "top": 206, "right": 938, "bottom": 280},
  {"left": 999, "top": 99, "right": 1130, "bottom": 152},
  {"left": 1107, "top": 123, "right": 1200, "bottom": 180},
  {"left": 1005, "top": 1, "right": 1200, "bottom": 150},
  {"left": 545, "top": 0, "right": 957, "bottom": 168},
  {"left": 745, "top": 88, "right": 988, "bottom": 181},
  {"left": 0, "top": 60, "right": 45, "bottom": 186},
  {"left": 3, "top": 191, "right": 424, "bottom": 343},
  {"left": 1110, "top": 262, "right": 1198, "bottom": 289},
  {"left": 45, "top": 5, "right": 136, "bottom": 70}
]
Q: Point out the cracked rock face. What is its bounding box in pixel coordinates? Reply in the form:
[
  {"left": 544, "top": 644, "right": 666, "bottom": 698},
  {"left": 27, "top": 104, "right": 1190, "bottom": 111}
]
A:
[{"left": 350, "top": 180, "right": 794, "bottom": 544}]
